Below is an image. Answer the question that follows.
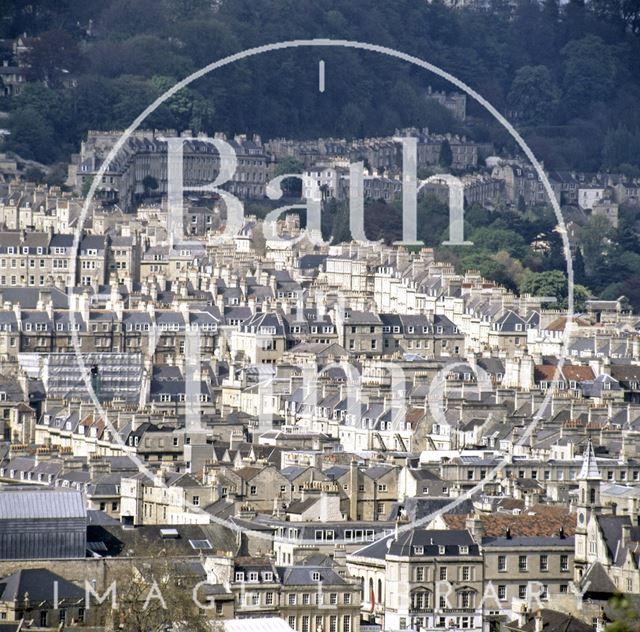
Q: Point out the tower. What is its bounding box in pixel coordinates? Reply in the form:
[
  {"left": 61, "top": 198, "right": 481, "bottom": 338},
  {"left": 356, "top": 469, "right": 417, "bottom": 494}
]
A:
[{"left": 575, "top": 439, "right": 601, "bottom": 580}]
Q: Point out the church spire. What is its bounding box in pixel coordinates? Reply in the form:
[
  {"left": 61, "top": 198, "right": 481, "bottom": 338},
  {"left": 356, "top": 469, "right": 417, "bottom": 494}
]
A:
[{"left": 578, "top": 439, "right": 601, "bottom": 481}]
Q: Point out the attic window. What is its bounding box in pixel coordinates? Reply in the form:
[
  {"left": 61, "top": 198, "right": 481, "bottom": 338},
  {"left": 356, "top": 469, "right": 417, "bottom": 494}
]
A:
[
  {"left": 189, "top": 539, "right": 212, "bottom": 550},
  {"left": 311, "top": 572, "right": 321, "bottom": 581},
  {"left": 414, "top": 546, "right": 424, "bottom": 555}
]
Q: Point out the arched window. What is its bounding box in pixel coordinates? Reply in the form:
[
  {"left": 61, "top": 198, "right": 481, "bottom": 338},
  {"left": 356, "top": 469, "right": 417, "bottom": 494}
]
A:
[
  {"left": 378, "top": 578, "right": 383, "bottom": 603},
  {"left": 590, "top": 488, "right": 596, "bottom": 504}
]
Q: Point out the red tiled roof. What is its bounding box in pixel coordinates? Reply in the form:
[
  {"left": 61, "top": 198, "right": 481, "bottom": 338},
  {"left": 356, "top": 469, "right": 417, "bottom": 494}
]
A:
[
  {"left": 443, "top": 504, "right": 576, "bottom": 537},
  {"left": 562, "top": 365, "right": 595, "bottom": 382}
]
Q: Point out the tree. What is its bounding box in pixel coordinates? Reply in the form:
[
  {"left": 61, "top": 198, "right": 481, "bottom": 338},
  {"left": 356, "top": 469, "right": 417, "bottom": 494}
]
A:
[
  {"left": 23, "top": 166, "right": 45, "bottom": 183},
  {"left": 25, "top": 29, "right": 80, "bottom": 87},
  {"left": 578, "top": 214, "right": 614, "bottom": 275},
  {"left": 7, "top": 107, "right": 55, "bottom": 163},
  {"left": 142, "top": 175, "right": 159, "bottom": 197},
  {"left": 273, "top": 156, "right": 305, "bottom": 197},
  {"left": 561, "top": 36, "right": 617, "bottom": 115},
  {"left": 438, "top": 139, "right": 453, "bottom": 168},
  {"left": 603, "top": 125, "right": 640, "bottom": 170},
  {"left": 92, "top": 557, "right": 221, "bottom": 632},
  {"left": 607, "top": 593, "right": 640, "bottom": 632},
  {"left": 469, "top": 226, "right": 528, "bottom": 259},
  {"left": 592, "top": 0, "right": 640, "bottom": 33},
  {"left": 508, "top": 65, "right": 559, "bottom": 125},
  {"left": 519, "top": 269, "right": 567, "bottom": 304}
]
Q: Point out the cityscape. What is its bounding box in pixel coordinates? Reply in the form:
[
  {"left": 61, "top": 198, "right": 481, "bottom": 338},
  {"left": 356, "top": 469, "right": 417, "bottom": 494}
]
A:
[{"left": 1, "top": 2, "right": 640, "bottom": 632}]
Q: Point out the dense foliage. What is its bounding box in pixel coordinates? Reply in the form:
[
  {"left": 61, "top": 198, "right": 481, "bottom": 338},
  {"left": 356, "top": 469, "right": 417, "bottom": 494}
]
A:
[{"left": 1, "top": 0, "right": 640, "bottom": 173}]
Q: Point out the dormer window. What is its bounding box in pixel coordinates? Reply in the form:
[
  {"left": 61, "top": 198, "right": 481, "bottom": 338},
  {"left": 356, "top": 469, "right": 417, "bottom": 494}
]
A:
[{"left": 414, "top": 546, "right": 424, "bottom": 555}]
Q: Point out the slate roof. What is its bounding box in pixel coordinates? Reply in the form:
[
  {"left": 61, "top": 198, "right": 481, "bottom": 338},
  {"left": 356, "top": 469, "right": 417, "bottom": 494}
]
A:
[
  {"left": 277, "top": 565, "right": 348, "bottom": 586},
  {"left": 509, "top": 609, "right": 595, "bottom": 632},
  {"left": 0, "top": 568, "right": 84, "bottom": 602},
  {"left": 0, "top": 488, "right": 86, "bottom": 520},
  {"left": 85, "top": 523, "right": 238, "bottom": 558},
  {"left": 352, "top": 529, "right": 478, "bottom": 561},
  {"left": 579, "top": 562, "right": 617, "bottom": 596}
]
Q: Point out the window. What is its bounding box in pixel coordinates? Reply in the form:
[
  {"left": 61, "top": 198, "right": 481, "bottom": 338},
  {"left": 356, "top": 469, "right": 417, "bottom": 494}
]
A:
[
  {"left": 288, "top": 594, "right": 296, "bottom": 605},
  {"left": 59, "top": 610, "right": 66, "bottom": 624},
  {"left": 540, "top": 555, "right": 548, "bottom": 571},
  {"left": 192, "top": 496, "right": 200, "bottom": 507},
  {"left": 330, "top": 593, "right": 338, "bottom": 605},
  {"left": 312, "top": 571, "right": 320, "bottom": 581},
  {"left": 560, "top": 584, "right": 568, "bottom": 594},
  {"left": 303, "top": 593, "right": 310, "bottom": 605},
  {"left": 461, "top": 592, "right": 471, "bottom": 608},
  {"left": 249, "top": 572, "right": 258, "bottom": 582},
  {"left": 266, "top": 592, "right": 274, "bottom": 605},
  {"left": 414, "top": 546, "right": 424, "bottom": 555},
  {"left": 343, "top": 615, "right": 351, "bottom": 632},
  {"left": 462, "top": 566, "right": 470, "bottom": 581},
  {"left": 560, "top": 555, "right": 569, "bottom": 572},
  {"left": 416, "top": 567, "right": 425, "bottom": 582},
  {"left": 289, "top": 617, "right": 296, "bottom": 630},
  {"left": 235, "top": 572, "right": 245, "bottom": 582},
  {"left": 439, "top": 567, "right": 447, "bottom": 581},
  {"left": 302, "top": 616, "right": 310, "bottom": 632},
  {"left": 459, "top": 546, "right": 469, "bottom": 554},
  {"left": 40, "top": 612, "right": 48, "bottom": 627},
  {"left": 518, "top": 585, "right": 527, "bottom": 600},
  {"left": 344, "top": 593, "right": 351, "bottom": 605},
  {"left": 250, "top": 485, "right": 257, "bottom": 495},
  {"left": 498, "top": 586, "right": 506, "bottom": 601},
  {"left": 519, "top": 555, "right": 528, "bottom": 572},
  {"left": 498, "top": 555, "right": 506, "bottom": 572},
  {"left": 330, "top": 616, "right": 337, "bottom": 632}
]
